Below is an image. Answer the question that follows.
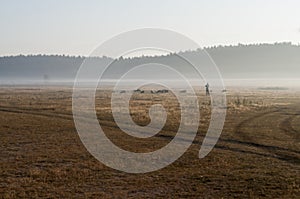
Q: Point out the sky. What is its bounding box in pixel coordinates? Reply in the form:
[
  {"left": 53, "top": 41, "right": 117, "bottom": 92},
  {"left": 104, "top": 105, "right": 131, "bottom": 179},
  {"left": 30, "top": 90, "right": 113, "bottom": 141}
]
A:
[{"left": 0, "top": 0, "right": 300, "bottom": 56}]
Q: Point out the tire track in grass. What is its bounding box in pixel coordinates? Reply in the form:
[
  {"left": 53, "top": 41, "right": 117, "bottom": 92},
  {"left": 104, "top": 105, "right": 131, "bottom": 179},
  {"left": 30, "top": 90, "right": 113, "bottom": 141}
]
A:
[
  {"left": 1, "top": 105, "right": 299, "bottom": 164},
  {"left": 279, "top": 114, "right": 300, "bottom": 140},
  {"left": 233, "top": 107, "right": 300, "bottom": 164}
]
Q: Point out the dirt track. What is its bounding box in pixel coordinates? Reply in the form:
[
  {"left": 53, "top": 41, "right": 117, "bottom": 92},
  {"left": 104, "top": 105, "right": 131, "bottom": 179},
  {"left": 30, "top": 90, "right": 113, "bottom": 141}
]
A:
[{"left": 0, "top": 87, "right": 299, "bottom": 198}]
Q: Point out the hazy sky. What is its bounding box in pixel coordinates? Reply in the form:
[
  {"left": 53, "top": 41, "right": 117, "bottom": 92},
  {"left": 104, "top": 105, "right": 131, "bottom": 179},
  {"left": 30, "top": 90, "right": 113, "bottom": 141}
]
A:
[{"left": 0, "top": 0, "right": 299, "bottom": 56}]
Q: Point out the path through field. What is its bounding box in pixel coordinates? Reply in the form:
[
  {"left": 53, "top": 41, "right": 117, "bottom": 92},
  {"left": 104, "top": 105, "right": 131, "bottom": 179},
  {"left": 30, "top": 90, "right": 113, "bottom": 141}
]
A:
[{"left": 0, "top": 87, "right": 299, "bottom": 198}]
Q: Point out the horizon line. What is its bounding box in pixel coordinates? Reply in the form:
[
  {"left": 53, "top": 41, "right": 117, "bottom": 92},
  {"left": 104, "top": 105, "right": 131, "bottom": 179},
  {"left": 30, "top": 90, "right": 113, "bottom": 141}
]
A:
[{"left": 0, "top": 41, "right": 299, "bottom": 59}]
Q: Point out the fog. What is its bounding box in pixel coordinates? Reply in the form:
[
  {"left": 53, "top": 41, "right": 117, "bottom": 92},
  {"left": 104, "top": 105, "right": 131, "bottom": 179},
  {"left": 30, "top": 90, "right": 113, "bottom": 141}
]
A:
[{"left": 1, "top": 43, "right": 300, "bottom": 89}]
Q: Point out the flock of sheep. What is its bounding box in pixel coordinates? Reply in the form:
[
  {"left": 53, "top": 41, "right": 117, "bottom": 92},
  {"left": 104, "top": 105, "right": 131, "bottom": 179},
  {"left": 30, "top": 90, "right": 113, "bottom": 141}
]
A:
[{"left": 117, "top": 89, "right": 189, "bottom": 94}]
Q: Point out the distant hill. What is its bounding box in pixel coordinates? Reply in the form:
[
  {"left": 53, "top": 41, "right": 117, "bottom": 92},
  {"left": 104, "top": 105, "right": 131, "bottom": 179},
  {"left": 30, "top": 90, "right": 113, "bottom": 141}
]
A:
[
  {"left": 0, "top": 42, "right": 299, "bottom": 83},
  {"left": 204, "top": 42, "right": 300, "bottom": 78}
]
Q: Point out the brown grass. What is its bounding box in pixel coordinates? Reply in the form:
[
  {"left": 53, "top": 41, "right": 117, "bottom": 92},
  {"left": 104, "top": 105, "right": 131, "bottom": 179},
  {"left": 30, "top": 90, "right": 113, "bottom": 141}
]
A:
[{"left": 0, "top": 86, "right": 299, "bottom": 198}]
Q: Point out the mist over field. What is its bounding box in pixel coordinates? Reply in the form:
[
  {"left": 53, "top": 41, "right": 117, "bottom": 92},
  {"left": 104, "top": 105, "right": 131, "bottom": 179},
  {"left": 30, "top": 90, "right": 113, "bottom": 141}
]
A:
[
  {"left": 1, "top": 43, "right": 299, "bottom": 87},
  {"left": 2, "top": 0, "right": 300, "bottom": 196}
]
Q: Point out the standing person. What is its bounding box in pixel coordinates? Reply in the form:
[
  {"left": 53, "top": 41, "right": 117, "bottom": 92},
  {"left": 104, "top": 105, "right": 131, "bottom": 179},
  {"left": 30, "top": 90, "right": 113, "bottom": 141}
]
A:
[{"left": 205, "top": 83, "right": 210, "bottom": 96}]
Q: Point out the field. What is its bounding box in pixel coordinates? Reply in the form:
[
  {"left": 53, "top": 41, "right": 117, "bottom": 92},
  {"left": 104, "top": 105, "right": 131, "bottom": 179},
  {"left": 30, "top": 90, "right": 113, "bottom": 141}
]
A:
[{"left": 0, "top": 86, "right": 299, "bottom": 198}]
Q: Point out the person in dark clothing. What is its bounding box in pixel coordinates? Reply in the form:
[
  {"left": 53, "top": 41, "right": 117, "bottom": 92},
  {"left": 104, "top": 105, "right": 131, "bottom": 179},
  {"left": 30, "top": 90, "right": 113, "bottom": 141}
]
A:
[{"left": 205, "top": 83, "right": 210, "bottom": 96}]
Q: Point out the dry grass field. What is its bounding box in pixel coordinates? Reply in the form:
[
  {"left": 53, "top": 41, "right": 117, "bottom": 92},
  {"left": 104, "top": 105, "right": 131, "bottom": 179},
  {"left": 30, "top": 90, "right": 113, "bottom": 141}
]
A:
[{"left": 0, "top": 86, "right": 299, "bottom": 198}]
